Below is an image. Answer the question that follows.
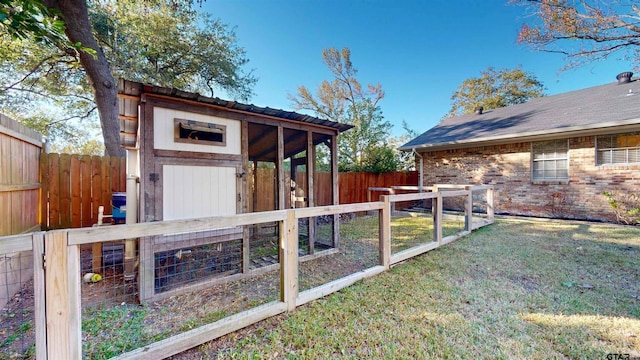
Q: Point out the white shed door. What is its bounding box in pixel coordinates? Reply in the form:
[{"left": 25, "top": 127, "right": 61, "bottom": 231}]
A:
[{"left": 163, "top": 165, "right": 236, "bottom": 221}]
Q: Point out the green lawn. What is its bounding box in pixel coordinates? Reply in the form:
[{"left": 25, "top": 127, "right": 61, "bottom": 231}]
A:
[{"left": 172, "top": 217, "right": 640, "bottom": 359}]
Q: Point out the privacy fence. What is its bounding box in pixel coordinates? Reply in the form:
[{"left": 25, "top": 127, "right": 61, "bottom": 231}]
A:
[
  {"left": 39, "top": 156, "right": 417, "bottom": 229},
  {"left": 0, "top": 185, "right": 493, "bottom": 360}
]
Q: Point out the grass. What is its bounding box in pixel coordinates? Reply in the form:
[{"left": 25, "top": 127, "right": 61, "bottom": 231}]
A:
[{"left": 173, "top": 217, "right": 640, "bottom": 359}]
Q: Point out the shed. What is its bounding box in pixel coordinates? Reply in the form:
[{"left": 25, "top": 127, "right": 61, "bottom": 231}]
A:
[{"left": 117, "top": 79, "right": 352, "bottom": 300}]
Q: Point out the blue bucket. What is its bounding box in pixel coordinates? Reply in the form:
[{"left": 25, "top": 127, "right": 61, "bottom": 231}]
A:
[{"left": 112, "top": 192, "right": 126, "bottom": 221}]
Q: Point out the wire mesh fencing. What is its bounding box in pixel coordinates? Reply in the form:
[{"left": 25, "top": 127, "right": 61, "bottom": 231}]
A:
[
  {"left": 0, "top": 245, "right": 36, "bottom": 360},
  {"left": 297, "top": 212, "right": 381, "bottom": 293},
  {"left": 78, "top": 221, "right": 282, "bottom": 359}
]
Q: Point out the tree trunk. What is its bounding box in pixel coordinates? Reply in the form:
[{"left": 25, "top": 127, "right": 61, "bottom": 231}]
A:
[{"left": 43, "top": 0, "right": 124, "bottom": 157}]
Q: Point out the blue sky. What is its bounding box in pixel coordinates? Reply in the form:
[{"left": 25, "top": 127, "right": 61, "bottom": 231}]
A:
[{"left": 203, "top": 0, "right": 634, "bottom": 137}]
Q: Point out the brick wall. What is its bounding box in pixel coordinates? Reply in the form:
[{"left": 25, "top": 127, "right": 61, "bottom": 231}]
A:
[{"left": 420, "top": 136, "right": 640, "bottom": 222}]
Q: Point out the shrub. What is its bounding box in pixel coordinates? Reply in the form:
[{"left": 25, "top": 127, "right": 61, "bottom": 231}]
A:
[{"left": 603, "top": 191, "right": 640, "bottom": 225}]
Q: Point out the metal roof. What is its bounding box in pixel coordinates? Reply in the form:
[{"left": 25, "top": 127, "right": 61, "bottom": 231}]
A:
[
  {"left": 118, "top": 79, "right": 353, "bottom": 149},
  {"left": 401, "top": 76, "right": 640, "bottom": 152}
]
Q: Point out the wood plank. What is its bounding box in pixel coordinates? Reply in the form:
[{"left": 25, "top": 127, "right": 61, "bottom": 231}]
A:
[
  {"left": 0, "top": 183, "right": 41, "bottom": 192},
  {"left": 101, "top": 156, "right": 111, "bottom": 217},
  {"left": 91, "top": 156, "right": 102, "bottom": 223},
  {"left": 58, "top": 154, "right": 72, "bottom": 229},
  {"left": 390, "top": 241, "right": 439, "bottom": 265},
  {"left": 277, "top": 126, "right": 285, "bottom": 210},
  {"left": 296, "top": 266, "right": 385, "bottom": 306},
  {"left": 388, "top": 191, "right": 439, "bottom": 202},
  {"left": 0, "top": 233, "right": 33, "bottom": 253},
  {"left": 80, "top": 156, "right": 92, "bottom": 227},
  {"left": 45, "top": 231, "right": 71, "bottom": 360},
  {"left": 48, "top": 154, "right": 60, "bottom": 229},
  {"left": 110, "top": 156, "right": 121, "bottom": 195},
  {"left": 487, "top": 187, "right": 495, "bottom": 221},
  {"left": 111, "top": 302, "right": 287, "bottom": 360},
  {"left": 138, "top": 236, "right": 155, "bottom": 302},
  {"left": 40, "top": 152, "right": 50, "bottom": 231},
  {"left": 281, "top": 210, "right": 297, "bottom": 311},
  {"left": 293, "top": 202, "right": 383, "bottom": 219},
  {"left": 434, "top": 193, "right": 443, "bottom": 246},
  {"left": 32, "top": 232, "right": 47, "bottom": 360},
  {"left": 70, "top": 156, "right": 81, "bottom": 228},
  {"left": 67, "top": 210, "right": 288, "bottom": 245},
  {"left": 67, "top": 244, "right": 82, "bottom": 359},
  {"left": 464, "top": 187, "right": 473, "bottom": 232},
  {"left": 0, "top": 123, "right": 43, "bottom": 147},
  {"left": 379, "top": 195, "right": 391, "bottom": 269}
]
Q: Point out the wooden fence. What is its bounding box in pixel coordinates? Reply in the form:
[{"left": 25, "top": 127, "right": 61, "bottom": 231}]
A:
[
  {"left": 251, "top": 169, "right": 419, "bottom": 211},
  {"left": 40, "top": 153, "right": 126, "bottom": 230},
  {"left": 0, "top": 114, "right": 43, "bottom": 236},
  {"left": 0, "top": 185, "right": 493, "bottom": 359}
]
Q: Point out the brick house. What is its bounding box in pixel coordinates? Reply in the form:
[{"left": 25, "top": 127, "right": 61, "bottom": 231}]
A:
[{"left": 400, "top": 72, "right": 640, "bottom": 222}]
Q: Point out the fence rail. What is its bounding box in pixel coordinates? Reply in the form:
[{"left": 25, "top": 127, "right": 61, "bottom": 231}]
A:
[{"left": 0, "top": 185, "right": 493, "bottom": 360}]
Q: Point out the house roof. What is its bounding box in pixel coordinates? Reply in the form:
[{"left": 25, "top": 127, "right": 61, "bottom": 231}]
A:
[
  {"left": 118, "top": 79, "right": 353, "bottom": 149},
  {"left": 400, "top": 76, "right": 640, "bottom": 152}
]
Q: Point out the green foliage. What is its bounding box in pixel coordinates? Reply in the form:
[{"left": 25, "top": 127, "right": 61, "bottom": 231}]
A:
[
  {"left": 1, "top": 0, "right": 66, "bottom": 45},
  {"left": 0, "top": 0, "right": 256, "bottom": 152},
  {"left": 90, "top": 0, "right": 256, "bottom": 100},
  {"left": 290, "top": 47, "right": 408, "bottom": 173},
  {"left": 603, "top": 191, "right": 640, "bottom": 225},
  {"left": 446, "top": 66, "right": 545, "bottom": 117},
  {"left": 83, "top": 304, "right": 149, "bottom": 359},
  {"left": 338, "top": 99, "right": 397, "bottom": 172}
]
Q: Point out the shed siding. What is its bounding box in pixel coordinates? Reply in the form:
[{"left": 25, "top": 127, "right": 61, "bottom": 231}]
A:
[
  {"left": 420, "top": 136, "right": 640, "bottom": 222},
  {"left": 153, "top": 107, "right": 241, "bottom": 155},
  {"left": 162, "top": 165, "right": 237, "bottom": 221}
]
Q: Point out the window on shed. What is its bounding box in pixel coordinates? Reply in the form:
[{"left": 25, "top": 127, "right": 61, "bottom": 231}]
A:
[
  {"left": 531, "top": 139, "right": 569, "bottom": 181},
  {"left": 174, "top": 118, "right": 226, "bottom": 146},
  {"left": 596, "top": 132, "right": 640, "bottom": 165}
]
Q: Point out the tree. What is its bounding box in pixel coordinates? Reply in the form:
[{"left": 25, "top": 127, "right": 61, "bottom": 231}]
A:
[
  {"left": 513, "top": 0, "right": 640, "bottom": 69},
  {"left": 446, "top": 66, "right": 545, "bottom": 117},
  {"left": 1, "top": 0, "right": 256, "bottom": 156},
  {"left": 289, "top": 47, "right": 398, "bottom": 172}
]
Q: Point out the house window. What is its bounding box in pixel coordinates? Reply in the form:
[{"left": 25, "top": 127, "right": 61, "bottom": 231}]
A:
[
  {"left": 174, "top": 118, "right": 226, "bottom": 146},
  {"left": 532, "top": 139, "right": 569, "bottom": 181},
  {"left": 596, "top": 132, "right": 640, "bottom": 165}
]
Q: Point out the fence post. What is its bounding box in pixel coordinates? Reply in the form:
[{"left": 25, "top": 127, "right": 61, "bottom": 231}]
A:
[
  {"left": 32, "top": 232, "right": 47, "bottom": 360},
  {"left": 45, "top": 230, "right": 81, "bottom": 360},
  {"left": 281, "top": 210, "right": 298, "bottom": 311},
  {"left": 434, "top": 192, "right": 443, "bottom": 246},
  {"left": 487, "top": 186, "right": 495, "bottom": 222},
  {"left": 379, "top": 195, "right": 391, "bottom": 269},
  {"left": 464, "top": 186, "right": 473, "bottom": 232}
]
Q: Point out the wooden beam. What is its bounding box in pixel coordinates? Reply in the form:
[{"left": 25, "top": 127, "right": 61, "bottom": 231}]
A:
[
  {"left": 277, "top": 126, "right": 285, "bottom": 210},
  {"left": 281, "top": 210, "right": 298, "bottom": 311},
  {"left": 32, "top": 232, "right": 47, "bottom": 360},
  {"left": 464, "top": 187, "right": 473, "bottom": 232},
  {"left": 67, "top": 210, "right": 288, "bottom": 245},
  {"left": 144, "top": 94, "right": 340, "bottom": 134},
  {"left": 390, "top": 241, "right": 439, "bottom": 265},
  {"left": 111, "top": 302, "right": 287, "bottom": 360},
  {"left": 118, "top": 115, "right": 138, "bottom": 121},
  {"left": 307, "top": 131, "right": 315, "bottom": 254},
  {"left": 330, "top": 135, "right": 339, "bottom": 248},
  {"left": 0, "top": 183, "right": 41, "bottom": 192},
  {"left": 379, "top": 195, "right": 391, "bottom": 269},
  {"left": 117, "top": 94, "right": 141, "bottom": 101},
  {"left": 434, "top": 192, "right": 443, "bottom": 246},
  {"left": 296, "top": 266, "right": 385, "bottom": 306},
  {"left": 45, "top": 230, "right": 72, "bottom": 360}
]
